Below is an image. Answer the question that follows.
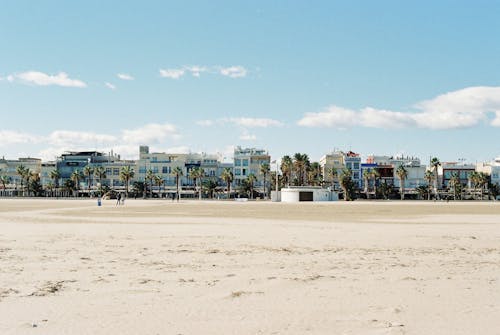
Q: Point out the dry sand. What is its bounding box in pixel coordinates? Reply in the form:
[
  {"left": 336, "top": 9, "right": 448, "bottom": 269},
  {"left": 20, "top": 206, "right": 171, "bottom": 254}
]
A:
[{"left": 0, "top": 199, "right": 499, "bottom": 334}]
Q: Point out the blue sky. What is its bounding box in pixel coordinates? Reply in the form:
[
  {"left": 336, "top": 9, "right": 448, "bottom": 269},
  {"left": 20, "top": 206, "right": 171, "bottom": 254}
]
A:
[{"left": 1, "top": 1, "right": 500, "bottom": 164}]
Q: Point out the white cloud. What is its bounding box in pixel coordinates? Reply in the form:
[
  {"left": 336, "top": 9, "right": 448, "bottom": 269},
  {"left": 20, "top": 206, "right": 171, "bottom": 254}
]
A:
[
  {"left": 117, "top": 73, "right": 134, "bottom": 81},
  {"left": 226, "top": 117, "right": 284, "bottom": 128},
  {"left": 220, "top": 66, "right": 247, "bottom": 78},
  {"left": 8, "top": 71, "right": 87, "bottom": 88},
  {"left": 105, "top": 82, "right": 116, "bottom": 90},
  {"left": 239, "top": 131, "right": 257, "bottom": 141},
  {"left": 298, "top": 86, "right": 500, "bottom": 130},
  {"left": 0, "top": 130, "right": 40, "bottom": 146},
  {"left": 48, "top": 130, "right": 117, "bottom": 147},
  {"left": 121, "top": 123, "right": 180, "bottom": 144},
  {"left": 159, "top": 68, "right": 185, "bottom": 79},
  {"left": 185, "top": 66, "right": 208, "bottom": 77},
  {"left": 196, "top": 120, "right": 214, "bottom": 127}
]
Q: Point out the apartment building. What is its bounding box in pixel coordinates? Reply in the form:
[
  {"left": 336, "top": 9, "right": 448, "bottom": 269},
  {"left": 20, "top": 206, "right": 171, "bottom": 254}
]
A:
[
  {"left": 476, "top": 157, "right": 500, "bottom": 186},
  {"left": 0, "top": 157, "right": 42, "bottom": 187},
  {"left": 233, "top": 146, "right": 270, "bottom": 190}
]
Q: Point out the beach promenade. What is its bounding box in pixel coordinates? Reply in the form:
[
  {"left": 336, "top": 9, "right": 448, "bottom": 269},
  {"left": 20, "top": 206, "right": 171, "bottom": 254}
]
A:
[{"left": 0, "top": 199, "right": 499, "bottom": 334}]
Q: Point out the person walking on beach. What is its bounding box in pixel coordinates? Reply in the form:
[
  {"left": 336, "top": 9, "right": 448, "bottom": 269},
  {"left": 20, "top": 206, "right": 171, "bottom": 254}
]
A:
[{"left": 116, "top": 193, "right": 121, "bottom": 206}]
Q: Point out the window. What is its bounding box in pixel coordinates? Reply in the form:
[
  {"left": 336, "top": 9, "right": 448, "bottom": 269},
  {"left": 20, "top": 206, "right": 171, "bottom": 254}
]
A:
[
  {"left": 139, "top": 167, "right": 146, "bottom": 173},
  {"left": 106, "top": 168, "right": 112, "bottom": 175},
  {"left": 242, "top": 168, "right": 247, "bottom": 176},
  {"left": 234, "top": 159, "right": 241, "bottom": 166},
  {"left": 242, "top": 159, "right": 249, "bottom": 166},
  {"left": 346, "top": 163, "right": 352, "bottom": 169},
  {"left": 235, "top": 169, "right": 241, "bottom": 176},
  {"left": 353, "top": 172, "right": 359, "bottom": 180},
  {"left": 162, "top": 166, "right": 170, "bottom": 174},
  {"left": 353, "top": 163, "right": 360, "bottom": 170},
  {"left": 113, "top": 168, "right": 119, "bottom": 175},
  {"left": 152, "top": 167, "right": 158, "bottom": 173}
]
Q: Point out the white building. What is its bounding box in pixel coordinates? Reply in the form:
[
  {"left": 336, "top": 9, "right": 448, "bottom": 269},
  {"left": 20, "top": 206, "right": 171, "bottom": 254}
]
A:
[
  {"left": 476, "top": 157, "right": 500, "bottom": 186},
  {"left": 233, "top": 146, "right": 270, "bottom": 191}
]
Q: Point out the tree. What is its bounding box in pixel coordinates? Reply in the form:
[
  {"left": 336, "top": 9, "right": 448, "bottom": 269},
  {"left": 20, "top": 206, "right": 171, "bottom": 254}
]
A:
[
  {"left": 16, "top": 165, "right": 27, "bottom": 196},
  {"left": 363, "top": 169, "right": 371, "bottom": 199},
  {"left": 145, "top": 169, "right": 155, "bottom": 198},
  {"left": 430, "top": 157, "right": 441, "bottom": 199},
  {"left": 259, "top": 163, "right": 270, "bottom": 199},
  {"left": 83, "top": 165, "right": 94, "bottom": 196},
  {"left": 293, "top": 153, "right": 310, "bottom": 186},
  {"left": 119, "top": 166, "right": 135, "bottom": 196},
  {"left": 327, "top": 167, "right": 338, "bottom": 189},
  {"left": 93, "top": 166, "right": 106, "bottom": 196},
  {"left": 307, "top": 162, "right": 321, "bottom": 186},
  {"left": 477, "top": 172, "right": 489, "bottom": 200},
  {"left": 172, "top": 166, "right": 183, "bottom": 201},
  {"left": 221, "top": 167, "right": 234, "bottom": 200},
  {"left": 370, "top": 169, "right": 380, "bottom": 199},
  {"left": 63, "top": 179, "right": 75, "bottom": 194},
  {"left": 202, "top": 179, "right": 218, "bottom": 199},
  {"left": 449, "top": 172, "right": 461, "bottom": 200},
  {"left": 154, "top": 175, "right": 164, "bottom": 197},
  {"left": 280, "top": 155, "right": 293, "bottom": 187},
  {"left": 246, "top": 173, "right": 257, "bottom": 199},
  {"left": 396, "top": 165, "right": 408, "bottom": 200},
  {"left": 70, "top": 169, "right": 83, "bottom": 197},
  {"left": 132, "top": 181, "right": 145, "bottom": 197},
  {"left": 191, "top": 167, "right": 205, "bottom": 200},
  {"left": 49, "top": 169, "right": 61, "bottom": 196},
  {"left": 0, "top": 175, "right": 10, "bottom": 192},
  {"left": 424, "top": 170, "right": 433, "bottom": 200},
  {"left": 339, "top": 168, "right": 355, "bottom": 201}
]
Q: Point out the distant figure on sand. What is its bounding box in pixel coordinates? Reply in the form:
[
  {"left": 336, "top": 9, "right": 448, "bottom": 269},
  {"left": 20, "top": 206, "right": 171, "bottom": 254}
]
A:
[
  {"left": 121, "top": 193, "right": 126, "bottom": 205},
  {"left": 116, "top": 193, "right": 121, "bottom": 206}
]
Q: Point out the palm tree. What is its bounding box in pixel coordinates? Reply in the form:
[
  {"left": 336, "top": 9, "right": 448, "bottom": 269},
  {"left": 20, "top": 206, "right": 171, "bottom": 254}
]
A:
[
  {"left": 202, "top": 179, "right": 218, "bottom": 199},
  {"left": 70, "top": 170, "right": 83, "bottom": 197},
  {"left": 83, "top": 165, "right": 94, "bottom": 196},
  {"left": 259, "top": 163, "right": 270, "bottom": 199},
  {"left": 23, "top": 168, "right": 32, "bottom": 195},
  {"left": 449, "top": 172, "right": 461, "bottom": 200},
  {"left": 477, "top": 172, "right": 489, "bottom": 200},
  {"left": 246, "top": 173, "right": 257, "bottom": 199},
  {"left": 49, "top": 169, "right": 61, "bottom": 197},
  {"left": 327, "top": 167, "right": 338, "bottom": 189},
  {"left": 339, "top": 167, "right": 354, "bottom": 201},
  {"left": 0, "top": 175, "right": 10, "bottom": 192},
  {"left": 363, "top": 169, "right": 371, "bottom": 199},
  {"left": 154, "top": 175, "right": 164, "bottom": 197},
  {"left": 221, "top": 167, "right": 234, "bottom": 200},
  {"left": 293, "top": 153, "right": 310, "bottom": 186},
  {"left": 190, "top": 167, "right": 205, "bottom": 200},
  {"left": 16, "top": 165, "right": 27, "bottom": 196},
  {"left": 396, "top": 165, "right": 408, "bottom": 200},
  {"left": 424, "top": 170, "right": 433, "bottom": 200},
  {"left": 280, "top": 155, "right": 293, "bottom": 187},
  {"left": 430, "top": 157, "right": 441, "bottom": 199},
  {"left": 46, "top": 181, "right": 55, "bottom": 196},
  {"left": 93, "top": 166, "right": 106, "bottom": 196},
  {"left": 119, "top": 166, "right": 135, "bottom": 196},
  {"left": 369, "top": 169, "right": 380, "bottom": 199},
  {"left": 145, "top": 169, "right": 155, "bottom": 198},
  {"left": 307, "top": 162, "right": 321, "bottom": 186},
  {"left": 172, "top": 166, "right": 183, "bottom": 201}
]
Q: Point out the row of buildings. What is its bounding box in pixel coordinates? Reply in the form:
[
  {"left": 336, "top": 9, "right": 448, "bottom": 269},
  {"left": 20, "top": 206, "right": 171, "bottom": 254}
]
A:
[{"left": 1, "top": 145, "right": 500, "bottom": 196}]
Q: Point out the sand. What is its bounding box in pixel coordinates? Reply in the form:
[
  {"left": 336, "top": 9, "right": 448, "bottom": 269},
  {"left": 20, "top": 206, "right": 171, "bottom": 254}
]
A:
[{"left": 0, "top": 199, "right": 499, "bottom": 334}]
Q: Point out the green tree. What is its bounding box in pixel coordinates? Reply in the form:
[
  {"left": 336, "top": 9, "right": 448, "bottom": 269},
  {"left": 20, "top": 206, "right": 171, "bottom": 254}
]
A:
[
  {"left": 16, "top": 165, "right": 27, "bottom": 195},
  {"left": 71, "top": 169, "right": 83, "bottom": 196},
  {"left": 430, "top": 157, "right": 441, "bottom": 199},
  {"left": 0, "top": 175, "right": 10, "bottom": 191},
  {"left": 202, "top": 179, "right": 218, "bottom": 199},
  {"left": 172, "top": 166, "right": 183, "bottom": 201},
  {"left": 83, "top": 165, "right": 94, "bottom": 196},
  {"left": 339, "top": 168, "right": 355, "bottom": 201},
  {"left": 154, "top": 175, "right": 164, "bottom": 196},
  {"left": 449, "top": 172, "right": 461, "bottom": 200},
  {"left": 293, "top": 153, "right": 310, "bottom": 186},
  {"left": 50, "top": 169, "right": 61, "bottom": 196},
  {"left": 119, "top": 166, "right": 135, "bottom": 196},
  {"left": 424, "top": 170, "right": 433, "bottom": 200},
  {"left": 259, "top": 163, "right": 270, "bottom": 199},
  {"left": 327, "top": 167, "right": 338, "bottom": 189},
  {"left": 93, "top": 166, "right": 106, "bottom": 196},
  {"left": 280, "top": 155, "right": 293, "bottom": 187},
  {"left": 396, "top": 165, "right": 408, "bottom": 200},
  {"left": 246, "top": 173, "right": 257, "bottom": 199},
  {"left": 221, "top": 167, "right": 234, "bottom": 200},
  {"left": 191, "top": 167, "right": 205, "bottom": 200},
  {"left": 145, "top": 169, "right": 155, "bottom": 198}
]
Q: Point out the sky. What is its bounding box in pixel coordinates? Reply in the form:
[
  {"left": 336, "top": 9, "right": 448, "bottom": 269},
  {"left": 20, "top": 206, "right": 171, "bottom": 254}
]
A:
[{"left": 1, "top": 0, "right": 500, "bottom": 164}]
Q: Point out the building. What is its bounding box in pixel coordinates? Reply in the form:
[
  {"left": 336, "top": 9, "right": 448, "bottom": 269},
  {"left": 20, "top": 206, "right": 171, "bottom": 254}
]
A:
[
  {"left": 438, "top": 162, "right": 475, "bottom": 188},
  {"left": 136, "top": 146, "right": 222, "bottom": 196},
  {"left": 476, "top": 157, "right": 500, "bottom": 186},
  {"left": 233, "top": 146, "right": 270, "bottom": 191},
  {"left": 344, "top": 151, "right": 361, "bottom": 188},
  {"left": 0, "top": 157, "right": 42, "bottom": 189},
  {"left": 319, "top": 151, "right": 344, "bottom": 190}
]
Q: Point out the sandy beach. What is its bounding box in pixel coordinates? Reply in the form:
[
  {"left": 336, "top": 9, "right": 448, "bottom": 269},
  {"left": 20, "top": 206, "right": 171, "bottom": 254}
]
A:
[{"left": 0, "top": 199, "right": 499, "bottom": 334}]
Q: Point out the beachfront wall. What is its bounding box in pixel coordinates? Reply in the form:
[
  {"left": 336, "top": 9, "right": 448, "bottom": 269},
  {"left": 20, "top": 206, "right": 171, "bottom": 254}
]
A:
[{"left": 280, "top": 187, "right": 337, "bottom": 202}]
